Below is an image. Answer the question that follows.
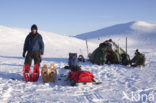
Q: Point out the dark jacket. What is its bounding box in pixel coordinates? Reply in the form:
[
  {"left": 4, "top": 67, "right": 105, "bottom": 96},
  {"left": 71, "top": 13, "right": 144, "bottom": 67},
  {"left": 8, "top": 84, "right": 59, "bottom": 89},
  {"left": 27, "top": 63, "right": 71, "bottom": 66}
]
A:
[{"left": 23, "top": 32, "right": 44, "bottom": 55}]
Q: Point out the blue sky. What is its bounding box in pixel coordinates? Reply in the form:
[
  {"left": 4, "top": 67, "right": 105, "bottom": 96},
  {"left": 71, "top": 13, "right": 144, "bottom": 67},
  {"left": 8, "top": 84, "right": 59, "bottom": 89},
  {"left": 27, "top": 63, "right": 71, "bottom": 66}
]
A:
[{"left": 0, "top": 0, "right": 156, "bottom": 35}]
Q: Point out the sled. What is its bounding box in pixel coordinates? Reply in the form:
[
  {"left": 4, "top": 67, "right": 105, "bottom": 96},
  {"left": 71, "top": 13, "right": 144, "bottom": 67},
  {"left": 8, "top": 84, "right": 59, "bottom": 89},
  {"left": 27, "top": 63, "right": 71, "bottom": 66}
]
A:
[
  {"left": 76, "top": 78, "right": 102, "bottom": 86},
  {"left": 23, "top": 64, "right": 40, "bottom": 82},
  {"left": 69, "top": 79, "right": 102, "bottom": 86},
  {"left": 41, "top": 64, "right": 57, "bottom": 83}
]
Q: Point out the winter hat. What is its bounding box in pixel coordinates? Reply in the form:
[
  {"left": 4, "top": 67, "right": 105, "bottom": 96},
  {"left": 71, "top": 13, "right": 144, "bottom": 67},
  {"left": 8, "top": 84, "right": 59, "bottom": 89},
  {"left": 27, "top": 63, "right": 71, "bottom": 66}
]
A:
[
  {"left": 109, "top": 39, "right": 112, "bottom": 42},
  {"left": 136, "top": 49, "right": 139, "bottom": 52},
  {"left": 31, "top": 24, "right": 38, "bottom": 31},
  {"left": 135, "top": 49, "right": 140, "bottom": 55}
]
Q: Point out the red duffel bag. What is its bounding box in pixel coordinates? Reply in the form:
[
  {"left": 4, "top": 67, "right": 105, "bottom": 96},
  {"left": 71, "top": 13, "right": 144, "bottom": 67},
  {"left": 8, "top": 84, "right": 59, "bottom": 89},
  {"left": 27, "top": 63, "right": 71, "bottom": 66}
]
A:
[{"left": 68, "top": 71, "right": 94, "bottom": 83}]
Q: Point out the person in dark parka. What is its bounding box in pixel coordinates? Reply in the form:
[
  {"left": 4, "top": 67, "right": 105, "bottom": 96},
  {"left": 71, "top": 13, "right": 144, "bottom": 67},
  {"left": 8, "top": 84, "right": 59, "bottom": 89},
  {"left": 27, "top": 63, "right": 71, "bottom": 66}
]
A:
[{"left": 23, "top": 24, "right": 44, "bottom": 66}]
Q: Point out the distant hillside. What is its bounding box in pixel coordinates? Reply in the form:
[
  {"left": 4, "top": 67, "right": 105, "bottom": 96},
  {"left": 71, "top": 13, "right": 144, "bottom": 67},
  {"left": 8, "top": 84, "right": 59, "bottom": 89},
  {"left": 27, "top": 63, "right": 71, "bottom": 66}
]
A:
[
  {"left": 0, "top": 25, "right": 96, "bottom": 57},
  {"left": 75, "top": 21, "right": 156, "bottom": 48}
]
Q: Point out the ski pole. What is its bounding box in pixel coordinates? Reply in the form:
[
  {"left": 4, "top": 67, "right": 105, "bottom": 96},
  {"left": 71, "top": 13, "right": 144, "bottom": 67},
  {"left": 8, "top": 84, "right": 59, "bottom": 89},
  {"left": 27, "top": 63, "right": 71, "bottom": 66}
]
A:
[
  {"left": 85, "top": 40, "right": 89, "bottom": 57},
  {"left": 126, "top": 37, "right": 127, "bottom": 54}
]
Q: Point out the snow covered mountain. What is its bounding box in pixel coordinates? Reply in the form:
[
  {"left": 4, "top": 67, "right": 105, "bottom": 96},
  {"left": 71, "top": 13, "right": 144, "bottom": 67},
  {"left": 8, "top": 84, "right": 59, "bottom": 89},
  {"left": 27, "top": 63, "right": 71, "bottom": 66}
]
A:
[{"left": 76, "top": 21, "right": 156, "bottom": 48}]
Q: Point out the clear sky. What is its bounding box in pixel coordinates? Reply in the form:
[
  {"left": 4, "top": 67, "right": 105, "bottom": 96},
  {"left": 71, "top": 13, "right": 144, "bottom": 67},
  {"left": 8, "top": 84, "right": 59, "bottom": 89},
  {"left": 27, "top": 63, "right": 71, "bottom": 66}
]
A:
[{"left": 0, "top": 0, "right": 156, "bottom": 35}]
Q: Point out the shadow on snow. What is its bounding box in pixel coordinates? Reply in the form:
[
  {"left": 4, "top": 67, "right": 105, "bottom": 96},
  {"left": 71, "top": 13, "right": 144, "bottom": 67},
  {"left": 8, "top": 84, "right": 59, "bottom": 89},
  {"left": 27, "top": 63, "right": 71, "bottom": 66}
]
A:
[{"left": 0, "top": 55, "right": 68, "bottom": 63}]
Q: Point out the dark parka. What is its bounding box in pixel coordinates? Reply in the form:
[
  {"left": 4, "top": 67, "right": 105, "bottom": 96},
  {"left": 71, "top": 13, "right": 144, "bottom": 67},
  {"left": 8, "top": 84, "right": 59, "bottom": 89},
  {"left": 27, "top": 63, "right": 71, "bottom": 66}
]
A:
[{"left": 23, "top": 33, "right": 44, "bottom": 55}]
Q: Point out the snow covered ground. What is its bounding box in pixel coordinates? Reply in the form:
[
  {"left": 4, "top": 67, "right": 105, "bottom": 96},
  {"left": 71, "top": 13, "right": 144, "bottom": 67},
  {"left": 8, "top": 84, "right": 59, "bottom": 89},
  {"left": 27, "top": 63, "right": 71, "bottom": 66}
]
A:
[{"left": 0, "top": 24, "right": 156, "bottom": 103}]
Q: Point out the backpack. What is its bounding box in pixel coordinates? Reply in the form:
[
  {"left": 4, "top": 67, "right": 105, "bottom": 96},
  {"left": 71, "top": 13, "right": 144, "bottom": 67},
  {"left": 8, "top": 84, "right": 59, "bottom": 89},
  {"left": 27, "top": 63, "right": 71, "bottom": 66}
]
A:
[
  {"left": 68, "top": 53, "right": 78, "bottom": 67},
  {"left": 138, "top": 53, "right": 146, "bottom": 66},
  {"left": 131, "top": 53, "right": 146, "bottom": 67},
  {"left": 121, "top": 53, "right": 130, "bottom": 65}
]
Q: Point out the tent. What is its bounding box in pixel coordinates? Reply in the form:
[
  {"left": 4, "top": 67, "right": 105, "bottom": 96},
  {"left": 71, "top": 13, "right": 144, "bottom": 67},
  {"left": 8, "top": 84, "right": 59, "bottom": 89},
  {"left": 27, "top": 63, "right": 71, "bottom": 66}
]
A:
[{"left": 89, "top": 41, "right": 130, "bottom": 65}]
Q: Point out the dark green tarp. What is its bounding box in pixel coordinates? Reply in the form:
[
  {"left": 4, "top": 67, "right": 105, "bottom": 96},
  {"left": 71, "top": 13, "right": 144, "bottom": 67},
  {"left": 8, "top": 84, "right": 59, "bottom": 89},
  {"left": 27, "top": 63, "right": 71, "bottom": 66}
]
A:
[{"left": 89, "top": 42, "right": 130, "bottom": 65}]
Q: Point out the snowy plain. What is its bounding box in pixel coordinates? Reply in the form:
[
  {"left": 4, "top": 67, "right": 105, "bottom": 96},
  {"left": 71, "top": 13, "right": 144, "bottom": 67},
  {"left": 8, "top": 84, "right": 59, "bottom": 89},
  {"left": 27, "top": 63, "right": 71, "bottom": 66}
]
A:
[{"left": 0, "top": 21, "right": 156, "bottom": 103}]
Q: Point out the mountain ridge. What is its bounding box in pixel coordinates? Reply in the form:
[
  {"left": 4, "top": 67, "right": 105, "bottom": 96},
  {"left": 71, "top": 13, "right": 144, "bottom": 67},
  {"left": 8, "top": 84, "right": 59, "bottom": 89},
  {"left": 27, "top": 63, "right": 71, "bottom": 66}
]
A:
[{"left": 75, "top": 21, "right": 156, "bottom": 40}]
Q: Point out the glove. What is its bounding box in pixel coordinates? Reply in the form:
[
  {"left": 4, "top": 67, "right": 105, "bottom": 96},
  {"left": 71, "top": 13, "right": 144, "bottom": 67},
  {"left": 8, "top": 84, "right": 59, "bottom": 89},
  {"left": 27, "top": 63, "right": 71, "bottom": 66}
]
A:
[{"left": 23, "top": 51, "right": 26, "bottom": 58}]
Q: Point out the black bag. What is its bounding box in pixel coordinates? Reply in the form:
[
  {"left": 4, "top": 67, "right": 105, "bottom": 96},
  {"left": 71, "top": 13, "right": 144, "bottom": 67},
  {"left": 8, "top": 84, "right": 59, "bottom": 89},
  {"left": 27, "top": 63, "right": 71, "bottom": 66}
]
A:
[{"left": 68, "top": 53, "right": 78, "bottom": 67}]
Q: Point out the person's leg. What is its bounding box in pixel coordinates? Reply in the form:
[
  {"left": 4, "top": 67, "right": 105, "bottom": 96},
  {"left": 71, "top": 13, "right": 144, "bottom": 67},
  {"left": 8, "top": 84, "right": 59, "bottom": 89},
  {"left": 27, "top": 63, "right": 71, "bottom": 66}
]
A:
[
  {"left": 24, "top": 52, "right": 32, "bottom": 66},
  {"left": 33, "top": 51, "right": 41, "bottom": 66}
]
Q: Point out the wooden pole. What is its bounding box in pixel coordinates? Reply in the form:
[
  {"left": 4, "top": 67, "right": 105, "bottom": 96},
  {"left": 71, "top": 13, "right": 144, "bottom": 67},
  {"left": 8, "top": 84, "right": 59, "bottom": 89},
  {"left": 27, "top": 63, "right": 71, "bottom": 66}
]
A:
[
  {"left": 118, "top": 39, "right": 120, "bottom": 54},
  {"left": 126, "top": 37, "right": 127, "bottom": 54},
  {"left": 85, "top": 40, "right": 89, "bottom": 57}
]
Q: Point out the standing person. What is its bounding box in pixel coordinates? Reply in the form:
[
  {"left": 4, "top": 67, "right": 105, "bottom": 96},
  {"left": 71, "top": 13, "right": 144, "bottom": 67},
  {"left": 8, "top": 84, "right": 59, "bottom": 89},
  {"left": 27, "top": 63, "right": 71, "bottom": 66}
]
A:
[{"left": 23, "top": 24, "right": 44, "bottom": 66}]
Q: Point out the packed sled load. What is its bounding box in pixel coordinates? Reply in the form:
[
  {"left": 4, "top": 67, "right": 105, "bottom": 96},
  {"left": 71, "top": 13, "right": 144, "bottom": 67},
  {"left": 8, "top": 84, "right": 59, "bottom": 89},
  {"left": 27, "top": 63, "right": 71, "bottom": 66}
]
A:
[
  {"left": 89, "top": 39, "right": 130, "bottom": 65},
  {"left": 131, "top": 49, "right": 146, "bottom": 67}
]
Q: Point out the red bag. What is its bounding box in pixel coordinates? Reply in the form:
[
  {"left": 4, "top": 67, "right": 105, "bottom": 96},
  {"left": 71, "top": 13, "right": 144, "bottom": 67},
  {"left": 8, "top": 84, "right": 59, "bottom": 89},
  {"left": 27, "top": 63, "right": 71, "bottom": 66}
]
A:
[{"left": 68, "top": 71, "right": 94, "bottom": 83}]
